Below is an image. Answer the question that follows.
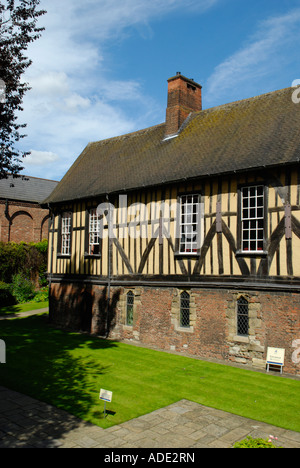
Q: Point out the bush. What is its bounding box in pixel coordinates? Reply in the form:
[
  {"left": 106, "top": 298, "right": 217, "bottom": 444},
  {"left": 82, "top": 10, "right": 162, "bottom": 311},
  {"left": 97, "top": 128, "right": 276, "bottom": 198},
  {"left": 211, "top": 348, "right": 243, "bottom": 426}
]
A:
[
  {"left": 33, "top": 286, "right": 48, "bottom": 303},
  {"left": 0, "top": 240, "right": 48, "bottom": 286},
  {"left": 0, "top": 281, "right": 16, "bottom": 307},
  {"left": 11, "top": 274, "right": 35, "bottom": 304},
  {"left": 233, "top": 436, "right": 281, "bottom": 448}
]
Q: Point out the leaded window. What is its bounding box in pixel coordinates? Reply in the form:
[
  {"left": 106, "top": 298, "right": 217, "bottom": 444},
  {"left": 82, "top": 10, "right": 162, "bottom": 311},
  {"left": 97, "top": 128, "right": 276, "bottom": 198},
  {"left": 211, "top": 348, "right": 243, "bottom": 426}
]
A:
[
  {"left": 241, "top": 185, "right": 264, "bottom": 252},
  {"left": 237, "top": 297, "right": 249, "bottom": 336},
  {"left": 179, "top": 194, "right": 201, "bottom": 254},
  {"left": 126, "top": 291, "right": 134, "bottom": 326},
  {"left": 180, "top": 291, "right": 190, "bottom": 328},
  {"left": 61, "top": 212, "right": 72, "bottom": 255}
]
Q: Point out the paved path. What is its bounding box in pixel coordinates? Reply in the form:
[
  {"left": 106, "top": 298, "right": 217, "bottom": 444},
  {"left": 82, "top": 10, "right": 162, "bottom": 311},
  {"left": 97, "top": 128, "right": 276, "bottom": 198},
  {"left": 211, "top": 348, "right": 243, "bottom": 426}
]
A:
[
  {"left": 0, "top": 386, "right": 299, "bottom": 448},
  {"left": 0, "top": 308, "right": 48, "bottom": 320}
]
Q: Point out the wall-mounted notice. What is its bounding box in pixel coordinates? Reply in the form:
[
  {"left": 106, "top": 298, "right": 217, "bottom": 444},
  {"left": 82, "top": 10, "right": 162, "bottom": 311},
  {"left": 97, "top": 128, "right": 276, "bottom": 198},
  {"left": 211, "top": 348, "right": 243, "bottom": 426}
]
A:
[{"left": 266, "top": 347, "right": 285, "bottom": 373}]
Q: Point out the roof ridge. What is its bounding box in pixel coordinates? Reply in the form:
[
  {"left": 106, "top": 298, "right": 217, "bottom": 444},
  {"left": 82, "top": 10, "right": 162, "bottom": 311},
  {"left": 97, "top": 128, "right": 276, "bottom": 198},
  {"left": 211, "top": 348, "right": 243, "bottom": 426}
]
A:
[
  {"left": 21, "top": 175, "right": 58, "bottom": 183},
  {"left": 199, "top": 86, "right": 293, "bottom": 116},
  {"left": 4, "top": 174, "right": 58, "bottom": 183},
  {"left": 90, "top": 122, "right": 165, "bottom": 146}
]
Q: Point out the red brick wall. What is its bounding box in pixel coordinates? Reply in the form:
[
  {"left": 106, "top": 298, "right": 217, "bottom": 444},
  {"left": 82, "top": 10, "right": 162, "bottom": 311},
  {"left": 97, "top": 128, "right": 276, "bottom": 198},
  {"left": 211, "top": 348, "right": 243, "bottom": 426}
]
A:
[
  {"left": 49, "top": 282, "right": 300, "bottom": 376},
  {"left": 260, "top": 292, "right": 300, "bottom": 368},
  {"left": 165, "top": 74, "right": 202, "bottom": 136},
  {"left": 0, "top": 200, "right": 50, "bottom": 243}
]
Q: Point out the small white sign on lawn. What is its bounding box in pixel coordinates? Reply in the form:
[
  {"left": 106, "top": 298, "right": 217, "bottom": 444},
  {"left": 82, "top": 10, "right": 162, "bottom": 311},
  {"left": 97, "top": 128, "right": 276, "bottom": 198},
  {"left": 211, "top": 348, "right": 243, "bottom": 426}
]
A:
[
  {"left": 99, "top": 389, "right": 113, "bottom": 402},
  {"left": 99, "top": 389, "right": 113, "bottom": 418}
]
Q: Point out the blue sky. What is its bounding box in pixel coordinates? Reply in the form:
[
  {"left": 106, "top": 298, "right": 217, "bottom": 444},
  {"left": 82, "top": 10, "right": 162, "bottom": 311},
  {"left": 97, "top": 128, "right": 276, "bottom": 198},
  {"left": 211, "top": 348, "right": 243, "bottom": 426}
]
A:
[{"left": 18, "top": 0, "right": 300, "bottom": 181}]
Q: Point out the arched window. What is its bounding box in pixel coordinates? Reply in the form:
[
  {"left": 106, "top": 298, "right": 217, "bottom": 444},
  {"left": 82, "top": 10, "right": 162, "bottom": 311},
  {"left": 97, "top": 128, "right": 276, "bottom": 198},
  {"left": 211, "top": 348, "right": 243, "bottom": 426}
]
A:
[
  {"left": 180, "top": 291, "right": 190, "bottom": 328},
  {"left": 237, "top": 297, "right": 249, "bottom": 336},
  {"left": 126, "top": 291, "right": 134, "bottom": 326}
]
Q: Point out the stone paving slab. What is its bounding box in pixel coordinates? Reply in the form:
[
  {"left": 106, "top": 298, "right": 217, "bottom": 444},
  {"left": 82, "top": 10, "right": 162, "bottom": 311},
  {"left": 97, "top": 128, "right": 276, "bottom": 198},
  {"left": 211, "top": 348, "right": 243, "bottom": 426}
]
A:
[{"left": 0, "top": 386, "right": 299, "bottom": 449}]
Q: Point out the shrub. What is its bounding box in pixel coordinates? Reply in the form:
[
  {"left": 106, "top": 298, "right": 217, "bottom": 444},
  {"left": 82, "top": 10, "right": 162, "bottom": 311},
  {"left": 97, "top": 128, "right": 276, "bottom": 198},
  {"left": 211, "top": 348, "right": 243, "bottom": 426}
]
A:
[
  {"left": 11, "top": 274, "right": 35, "bottom": 303},
  {"left": 233, "top": 436, "right": 281, "bottom": 448},
  {"left": 0, "top": 281, "right": 16, "bottom": 307},
  {"left": 33, "top": 286, "right": 49, "bottom": 303},
  {"left": 0, "top": 240, "right": 48, "bottom": 285}
]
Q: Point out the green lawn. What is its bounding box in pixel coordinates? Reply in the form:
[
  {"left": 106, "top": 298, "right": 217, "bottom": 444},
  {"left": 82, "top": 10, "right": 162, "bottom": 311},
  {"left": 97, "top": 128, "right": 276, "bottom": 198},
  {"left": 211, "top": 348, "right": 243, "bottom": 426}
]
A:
[
  {"left": 0, "top": 301, "right": 48, "bottom": 316},
  {"left": 0, "top": 314, "right": 299, "bottom": 431}
]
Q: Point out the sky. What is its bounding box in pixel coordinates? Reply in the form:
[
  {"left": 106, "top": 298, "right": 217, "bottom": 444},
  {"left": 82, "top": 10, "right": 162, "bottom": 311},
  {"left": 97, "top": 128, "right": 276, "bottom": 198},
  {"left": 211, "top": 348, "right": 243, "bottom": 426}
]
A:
[{"left": 15, "top": 0, "right": 300, "bottom": 182}]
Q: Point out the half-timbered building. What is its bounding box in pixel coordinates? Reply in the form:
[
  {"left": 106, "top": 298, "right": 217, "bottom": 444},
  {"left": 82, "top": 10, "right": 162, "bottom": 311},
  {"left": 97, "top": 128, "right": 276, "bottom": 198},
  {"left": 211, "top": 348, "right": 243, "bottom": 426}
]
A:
[{"left": 44, "top": 74, "right": 300, "bottom": 375}]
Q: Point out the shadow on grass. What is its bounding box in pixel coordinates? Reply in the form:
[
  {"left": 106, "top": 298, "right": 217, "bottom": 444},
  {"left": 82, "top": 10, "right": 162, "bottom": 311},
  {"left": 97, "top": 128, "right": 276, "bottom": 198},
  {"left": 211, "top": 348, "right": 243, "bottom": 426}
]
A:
[
  {"left": 0, "top": 304, "right": 23, "bottom": 316},
  {"left": 0, "top": 301, "right": 49, "bottom": 316},
  {"left": 0, "top": 314, "right": 117, "bottom": 447}
]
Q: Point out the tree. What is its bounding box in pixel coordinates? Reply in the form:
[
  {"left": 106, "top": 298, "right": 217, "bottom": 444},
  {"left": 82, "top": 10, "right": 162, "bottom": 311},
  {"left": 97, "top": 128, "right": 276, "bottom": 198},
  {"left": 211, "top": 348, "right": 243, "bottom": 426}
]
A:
[{"left": 0, "top": 0, "right": 46, "bottom": 179}]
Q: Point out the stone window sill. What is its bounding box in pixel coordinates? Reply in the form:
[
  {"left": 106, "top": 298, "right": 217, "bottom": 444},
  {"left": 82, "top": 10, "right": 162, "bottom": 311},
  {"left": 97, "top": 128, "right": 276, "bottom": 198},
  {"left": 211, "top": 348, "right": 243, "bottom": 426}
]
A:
[
  {"left": 175, "top": 326, "right": 194, "bottom": 333},
  {"left": 233, "top": 335, "right": 249, "bottom": 343}
]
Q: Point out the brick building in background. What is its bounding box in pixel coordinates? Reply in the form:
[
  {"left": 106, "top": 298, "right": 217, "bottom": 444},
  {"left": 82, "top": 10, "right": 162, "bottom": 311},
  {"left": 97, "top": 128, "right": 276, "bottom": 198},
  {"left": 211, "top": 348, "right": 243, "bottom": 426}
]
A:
[{"left": 0, "top": 175, "right": 58, "bottom": 244}]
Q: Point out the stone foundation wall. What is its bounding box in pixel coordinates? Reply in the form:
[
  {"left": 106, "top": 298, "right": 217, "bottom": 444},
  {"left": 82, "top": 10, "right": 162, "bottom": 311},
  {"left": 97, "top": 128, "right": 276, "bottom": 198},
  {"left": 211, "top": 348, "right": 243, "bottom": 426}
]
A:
[{"left": 49, "top": 281, "right": 300, "bottom": 376}]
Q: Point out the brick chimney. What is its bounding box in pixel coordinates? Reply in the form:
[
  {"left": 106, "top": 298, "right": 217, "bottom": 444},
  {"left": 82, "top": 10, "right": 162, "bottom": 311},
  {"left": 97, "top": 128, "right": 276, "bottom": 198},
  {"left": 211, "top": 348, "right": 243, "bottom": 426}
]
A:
[{"left": 165, "top": 72, "right": 202, "bottom": 138}]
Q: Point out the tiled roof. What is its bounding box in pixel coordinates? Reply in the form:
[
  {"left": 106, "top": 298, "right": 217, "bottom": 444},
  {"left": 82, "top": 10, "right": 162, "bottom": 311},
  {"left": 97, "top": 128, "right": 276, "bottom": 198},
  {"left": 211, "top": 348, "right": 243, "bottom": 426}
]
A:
[
  {"left": 44, "top": 87, "right": 300, "bottom": 204},
  {"left": 0, "top": 175, "right": 58, "bottom": 204}
]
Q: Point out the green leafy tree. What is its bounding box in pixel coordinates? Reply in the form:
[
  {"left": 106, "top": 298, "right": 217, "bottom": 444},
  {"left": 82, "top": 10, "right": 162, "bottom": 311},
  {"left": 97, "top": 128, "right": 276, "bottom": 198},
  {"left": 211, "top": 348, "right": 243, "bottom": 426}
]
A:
[{"left": 0, "top": 0, "right": 46, "bottom": 179}]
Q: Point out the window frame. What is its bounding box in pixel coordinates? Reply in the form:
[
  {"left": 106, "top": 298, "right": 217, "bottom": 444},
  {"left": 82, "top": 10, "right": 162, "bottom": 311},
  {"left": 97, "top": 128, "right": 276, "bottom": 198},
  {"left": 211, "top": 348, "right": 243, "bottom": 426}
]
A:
[
  {"left": 175, "top": 193, "right": 202, "bottom": 257},
  {"left": 237, "top": 296, "right": 249, "bottom": 337},
  {"left": 180, "top": 291, "right": 190, "bottom": 328},
  {"left": 237, "top": 183, "right": 268, "bottom": 257},
  {"left": 84, "top": 207, "right": 102, "bottom": 258},
  {"left": 57, "top": 211, "right": 72, "bottom": 257},
  {"left": 126, "top": 290, "right": 134, "bottom": 326}
]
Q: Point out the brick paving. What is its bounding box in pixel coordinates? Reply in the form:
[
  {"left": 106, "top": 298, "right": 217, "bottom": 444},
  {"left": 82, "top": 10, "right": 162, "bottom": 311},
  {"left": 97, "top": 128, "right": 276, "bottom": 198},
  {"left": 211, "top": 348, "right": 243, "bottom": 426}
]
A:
[{"left": 0, "top": 386, "right": 299, "bottom": 449}]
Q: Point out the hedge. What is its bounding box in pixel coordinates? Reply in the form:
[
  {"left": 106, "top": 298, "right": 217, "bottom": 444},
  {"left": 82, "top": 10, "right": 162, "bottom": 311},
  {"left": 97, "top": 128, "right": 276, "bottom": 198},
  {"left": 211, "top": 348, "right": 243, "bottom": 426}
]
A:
[{"left": 0, "top": 240, "right": 48, "bottom": 286}]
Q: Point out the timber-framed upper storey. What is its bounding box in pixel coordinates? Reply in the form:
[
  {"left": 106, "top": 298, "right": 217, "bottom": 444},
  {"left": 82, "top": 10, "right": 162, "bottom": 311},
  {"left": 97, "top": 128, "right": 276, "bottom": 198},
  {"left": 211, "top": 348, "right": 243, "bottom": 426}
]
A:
[{"left": 47, "top": 164, "right": 300, "bottom": 290}]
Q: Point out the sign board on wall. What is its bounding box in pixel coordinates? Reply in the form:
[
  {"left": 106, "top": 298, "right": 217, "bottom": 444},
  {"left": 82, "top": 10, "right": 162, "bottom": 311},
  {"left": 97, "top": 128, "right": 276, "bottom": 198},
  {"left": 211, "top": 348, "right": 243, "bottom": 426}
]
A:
[{"left": 266, "top": 347, "right": 285, "bottom": 373}]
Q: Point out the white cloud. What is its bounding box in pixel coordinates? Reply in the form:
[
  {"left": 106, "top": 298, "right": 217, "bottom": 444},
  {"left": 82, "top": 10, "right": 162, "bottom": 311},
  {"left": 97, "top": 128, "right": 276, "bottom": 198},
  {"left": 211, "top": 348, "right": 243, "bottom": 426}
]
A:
[
  {"left": 19, "top": 0, "right": 220, "bottom": 180},
  {"left": 205, "top": 8, "right": 300, "bottom": 105},
  {"left": 29, "top": 72, "right": 69, "bottom": 96},
  {"left": 67, "top": 0, "right": 218, "bottom": 40},
  {"left": 63, "top": 94, "right": 91, "bottom": 113},
  {"left": 25, "top": 150, "right": 59, "bottom": 165}
]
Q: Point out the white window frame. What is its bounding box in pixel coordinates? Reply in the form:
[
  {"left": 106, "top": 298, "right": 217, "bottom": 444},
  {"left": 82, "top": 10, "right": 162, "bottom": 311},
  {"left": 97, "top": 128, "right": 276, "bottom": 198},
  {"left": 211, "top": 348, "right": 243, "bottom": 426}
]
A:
[
  {"left": 241, "top": 185, "right": 265, "bottom": 253},
  {"left": 88, "top": 208, "right": 101, "bottom": 255},
  {"left": 179, "top": 194, "right": 201, "bottom": 255},
  {"left": 61, "top": 212, "right": 72, "bottom": 255}
]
